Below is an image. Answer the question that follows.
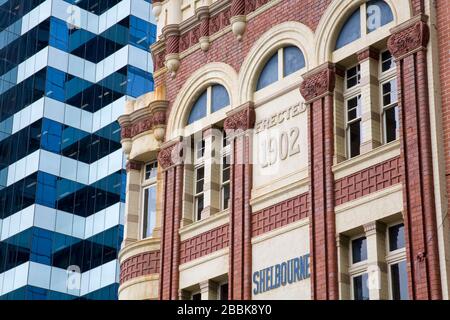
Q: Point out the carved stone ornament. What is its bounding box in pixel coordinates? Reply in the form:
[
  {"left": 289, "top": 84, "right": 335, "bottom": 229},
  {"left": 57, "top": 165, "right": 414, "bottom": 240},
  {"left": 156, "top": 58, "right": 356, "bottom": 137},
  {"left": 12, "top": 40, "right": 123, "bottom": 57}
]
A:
[
  {"left": 224, "top": 104, "right": 255, "bottom": 131},
  {"left": 300, "top": 64, "right": 336, "bottom": 104},
  {"left": 388, "top": 20, "right": 430, "bottom": 60},
  {"left": 157, "top": 142, "right": 184, "bottom": 170}
]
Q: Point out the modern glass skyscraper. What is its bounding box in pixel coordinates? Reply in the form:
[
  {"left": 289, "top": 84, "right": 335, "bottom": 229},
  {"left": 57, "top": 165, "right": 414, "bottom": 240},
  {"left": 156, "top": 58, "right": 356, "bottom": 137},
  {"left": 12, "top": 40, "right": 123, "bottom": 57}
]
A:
[{"left": 0, "top": 0, "right": 155, "bottom": 299}]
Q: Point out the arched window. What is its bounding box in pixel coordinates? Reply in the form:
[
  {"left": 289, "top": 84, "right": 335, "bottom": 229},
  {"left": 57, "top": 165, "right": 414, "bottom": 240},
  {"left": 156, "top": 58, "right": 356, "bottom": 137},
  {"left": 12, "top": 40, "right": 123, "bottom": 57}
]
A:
[
  {"left": 335, "top": 0, "right": 394, "bottom": 50},
  {"left": 256, "top": 46, "right": 305, "bottom": 91},
  {"left": 187, "top": 84, "right": 230, "bottom": 125}
]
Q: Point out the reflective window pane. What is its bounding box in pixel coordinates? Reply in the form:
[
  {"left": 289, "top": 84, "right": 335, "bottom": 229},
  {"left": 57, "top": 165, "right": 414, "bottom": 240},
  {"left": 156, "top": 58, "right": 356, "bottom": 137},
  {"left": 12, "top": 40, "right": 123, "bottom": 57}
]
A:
[
  {"left": 391, "top": 261, "right": 409, "bottom": 300},
  {"left": 211, "top": 85, "right": 230, "bottom": 113},
  {"left": 353, "top": 273, "right": 370, "bottom": 300},
  {"left": 352, "top": 237, "right": 367, "bottom": 263},
  {"left": 143, "top": 185, "right": 157, "bottom": 238},
  {"left": 283, "top": 46, "right": 305, "bottom": 77},
  {"left": 389, "top": 224, "right": 405, "bottom": 251},
  {"left": 367, "top": 0, "right": 394, "bottom": 33},
  {"left": 336, "top": 8, "right": 361, "bottom": 50},
  {"left": 256, "top": 52, "right": 279, "bottom": 91},
  {"left": 187, "top": 90, "right": 207, "bottom": 124}
]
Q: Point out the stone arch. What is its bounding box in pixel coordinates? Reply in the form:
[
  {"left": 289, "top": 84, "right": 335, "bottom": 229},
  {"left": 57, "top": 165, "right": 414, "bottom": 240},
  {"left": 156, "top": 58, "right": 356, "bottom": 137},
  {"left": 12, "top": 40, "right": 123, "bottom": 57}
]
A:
[
  {"left": 238, "top": 21, "right": 315, "bottom": 104},
  {"left": 166, "top": 62, "right": 239, "bottom": 140},
  {"left": 314, "top": 0, "right": 413, "bottom": 63}
]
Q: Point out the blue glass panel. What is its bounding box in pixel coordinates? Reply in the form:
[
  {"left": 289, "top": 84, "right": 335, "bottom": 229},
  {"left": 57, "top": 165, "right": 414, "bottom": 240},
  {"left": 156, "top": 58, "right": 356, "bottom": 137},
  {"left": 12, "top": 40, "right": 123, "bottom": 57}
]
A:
[
  {"left": 335, "top": 8, "right": 361, "bottom": 50},
  {"left": 211, "top": 85, "right": 230, "bottom": 113},
  {"left": 256, "top": 52, "right": 278, "bottom": 91},
  {"left": 188, "top": 90, "right": 207, "bottom": 124},
  {"left": 352, "top": 237, "right": 367, "bottom": 263},
  {"left": 283, "top": 46, "right": 305, "bottom": 77},
  {"left": 367, "top": 0, "right": 394, "bottom": 33},
  {"left": 127, "top": 66, "right": 154, "bottom": 98}
]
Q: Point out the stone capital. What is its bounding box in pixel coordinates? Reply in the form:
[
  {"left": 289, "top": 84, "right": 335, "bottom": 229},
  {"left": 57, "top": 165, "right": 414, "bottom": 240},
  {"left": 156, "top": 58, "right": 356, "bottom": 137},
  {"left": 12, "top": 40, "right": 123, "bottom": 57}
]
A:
[
  {"left": 300, "top": 62, "right": 336, "bottom": 104},
  {"left": 388, "top": 15, "right": 429, "bottom": 60},
  {"left": 224, "top": 102, "right": 255, "bottom": 131},
  {"left": 158, "top": 138, "right": 185, "bottom": 170}
]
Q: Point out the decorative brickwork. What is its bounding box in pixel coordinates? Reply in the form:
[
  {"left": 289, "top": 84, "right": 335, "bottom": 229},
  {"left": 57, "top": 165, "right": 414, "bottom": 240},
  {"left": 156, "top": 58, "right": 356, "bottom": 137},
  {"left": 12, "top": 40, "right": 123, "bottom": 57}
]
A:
[
  {"left": 180, "top": 225, "right": 230, "bottom": 264},
  {"left": 301, "top": 63, "right": 338, "bottom": 300},
  {"left": 227, "top": 103, "right": 254, "bottom": 300},
  {"left": 335, "top": 157, "right": 402, "bottom": 206},
  {"left": 159, "top": 142, "right": 184, "bottom": 300},
  {"left": 388, "top": 16, "right": 442, "bottom": 300},
  {"left": 252, "top": 193, "right": 309, "bottom": 237},
  {"left": 120, "top": 251, "right": 161, "bottom": 284}
]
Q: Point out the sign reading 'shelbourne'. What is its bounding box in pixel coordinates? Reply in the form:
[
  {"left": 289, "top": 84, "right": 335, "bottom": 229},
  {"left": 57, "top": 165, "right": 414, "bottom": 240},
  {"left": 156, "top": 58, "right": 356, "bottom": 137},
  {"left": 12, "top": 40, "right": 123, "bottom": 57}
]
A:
[{"left": 253, "top": 254, "right": 310, "bottom": 295}]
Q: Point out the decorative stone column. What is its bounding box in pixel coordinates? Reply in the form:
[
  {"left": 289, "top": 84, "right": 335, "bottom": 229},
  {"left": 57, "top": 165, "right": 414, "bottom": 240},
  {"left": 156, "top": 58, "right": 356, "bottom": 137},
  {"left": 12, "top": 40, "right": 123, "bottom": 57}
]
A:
[
  {"left": 363, "top": 221, "right": 388, "bottom": 300},
  {"left": 196, "top": 6, "right": 210, "bottom": 51},
  {"left": 201, "top": 126, "right": 221, "bottom": 219},
  {"left": 336, "top": 234, "right": 350, "bottom": 300},
  {"left": 200, "top": 280, "right": 219, "bottom": 300},
  {"left": 157, "top": 140, "right": 185, "bottom": 300},
  {"left": 358, "top": 46, "right": 382, "bottom": 153},
  {"left": 123, "top": 160, "right": 143, "bottom": 247},
  {"left": 300, "top": 62, "right": 339, "bottom": 300},
  {"left": 224, "top": 102, "right": 255, "bottom": 300},
  {"left": 387, "top": 15, "right": 442, "bottom": 300},
  {"left": 163, "top": 24, "right": 181, "bottom": 78},
  {"left": 152, "top": 0, "right": 163, "bottom": 22},
  {"left": 230, "top": 0, "right": 246, "bottom": 41}
]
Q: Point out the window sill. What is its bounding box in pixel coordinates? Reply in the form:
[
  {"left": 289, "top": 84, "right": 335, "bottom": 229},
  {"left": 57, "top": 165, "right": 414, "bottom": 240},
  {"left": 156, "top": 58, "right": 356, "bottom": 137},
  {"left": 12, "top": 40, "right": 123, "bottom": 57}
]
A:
[
  {"left": 333, "top": 139, "right": 401, "bottom": 180},
  {"left": 179, "top": 209, "right": 230, "bottom": 241}
]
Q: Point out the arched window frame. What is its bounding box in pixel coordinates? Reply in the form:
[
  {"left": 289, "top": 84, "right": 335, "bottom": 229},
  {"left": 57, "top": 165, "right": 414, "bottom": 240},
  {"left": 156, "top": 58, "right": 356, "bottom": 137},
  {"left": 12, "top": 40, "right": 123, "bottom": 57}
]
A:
[
  {"left": 256, "top": 46, "right": 306, "bottom": 92},
  {"left": 335, "top": 0, "right": 394, "bottom": 51},
  {"left": 186, "top": 84, "right": 230, "bottom": 126}
]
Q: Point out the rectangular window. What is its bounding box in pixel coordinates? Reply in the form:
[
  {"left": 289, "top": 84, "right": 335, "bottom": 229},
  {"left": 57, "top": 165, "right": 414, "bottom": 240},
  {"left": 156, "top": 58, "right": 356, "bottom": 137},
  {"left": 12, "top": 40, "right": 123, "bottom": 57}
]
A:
[
  {"left": 196, "top": 139, "right": 205, "bottom": 160},
  {"left": 390, "top": 260, "right": 409, "bottom": 300},
  {"left": 352, "top": 237, "right": 368, "bottom": 264},
  {"left": 220, "top": 283, "right": 229, "bottom": 300},
  {"left": 192, "top": 293, "right": 201, "bottom": 300},
  {"left": 382, "top": 79, "right": 399, "bottom": 143},
  {"left": 142, "top": 185, "right": 157, "bottom": 238},
  {"left": 353, "top": 273, "right": 370, "bottom": 300},
  {"left": 144, "top": 161, "right": 158, "bottom": 180},
  {"left": 346, "top": 65, "right": 361, "bottom": 89},
  {"left": 346, "top": 95, "right": 362, "bottom": 158},
  {"left": 388, "top": 223, "right": 405, "bottom": 251},
  {"left": 194, "top": 166, "right": 205, "bottom": 221},
  {"left": 221, "top": 155, "right": 231, "bottom": 210},
  {"left": 381, "top": 50, "right": 395, "bottom": 72}
]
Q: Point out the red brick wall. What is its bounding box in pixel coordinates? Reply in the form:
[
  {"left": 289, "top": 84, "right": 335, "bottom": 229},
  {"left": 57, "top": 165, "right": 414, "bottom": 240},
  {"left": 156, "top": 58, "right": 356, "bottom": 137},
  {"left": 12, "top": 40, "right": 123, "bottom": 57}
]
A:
[
  {"left": 388, "top": 19, "right": 442, "bottom": 300},
  {"left": 180, "top": 224, "right": 230, "bottom": 264},
  {"left": 437, "top": 0, "right": 450, "bottom": 290},
  {"left": 120, "top": 251, "right": 161, "bottom": 284},
  {"left": 155, "top": 0, "right": 332, "bottom": 112},
  {"left": 335, "top": 157, "right": 402, "bottom": 206},
  {"left": 252, "top": 193, "right": 309, "bottom": 237}
]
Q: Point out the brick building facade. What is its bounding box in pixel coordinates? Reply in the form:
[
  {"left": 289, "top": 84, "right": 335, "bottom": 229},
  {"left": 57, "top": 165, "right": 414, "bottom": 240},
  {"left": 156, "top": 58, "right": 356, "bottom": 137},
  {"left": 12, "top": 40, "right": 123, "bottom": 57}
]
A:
[{"left": 117, "top": 0, "right": 450, "bottom": 300}]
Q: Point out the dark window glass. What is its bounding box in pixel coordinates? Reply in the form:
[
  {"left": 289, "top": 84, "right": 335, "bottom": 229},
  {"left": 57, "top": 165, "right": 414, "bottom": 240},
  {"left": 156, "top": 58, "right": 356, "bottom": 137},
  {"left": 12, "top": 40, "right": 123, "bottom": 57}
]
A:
[
  {"left": 389, "top": 224, "right": 405, "bottom": 251},
  {"left": 256, "top": 52, "right": 279, "bottom": 91},
  {"left": 188, "top": 90, "right": 207, "bottom": 124},
  {"left": 353, "top": 273, "right": 369, "bottom": 300},
  {"left": 283, "top": 46, "right": 305, "bottom": 77},
  {"left": 352, "top": 237, "right": 367, "bottom": 263},
  {"left": 192, "top": 293, "right": 201, "bottom": 300},
  {"left": 367, "top": 0, "right": 394, "bottom": 33},
  {"left": 220, "top": 283, "right": 229, "bottom": 300},
  {"left": 211, "top": 85, "right": 230, "bottom": 113},
  {"left": 391, "top": 260, "right": 409, "bottom": 300},
  {"left": 347, "top": 96, "right": 361, "bottom": 158},
  {"left": 145, "top": 162, "right": 158, "bottom": 180},
  {"left": 384, "top": 105, "right": 398, "bottom": 143},
  {"left": 336, "top": 8, "right": 361, "bottom": 49},
  {"left": 346, "top": 65, "right": 361, "bottom": 89},
  {"left": 381, "top": 51, "right": 395, "bottom": 72}
]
